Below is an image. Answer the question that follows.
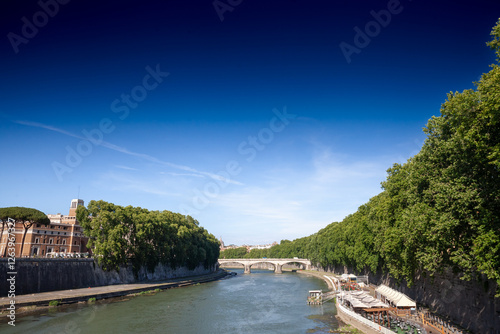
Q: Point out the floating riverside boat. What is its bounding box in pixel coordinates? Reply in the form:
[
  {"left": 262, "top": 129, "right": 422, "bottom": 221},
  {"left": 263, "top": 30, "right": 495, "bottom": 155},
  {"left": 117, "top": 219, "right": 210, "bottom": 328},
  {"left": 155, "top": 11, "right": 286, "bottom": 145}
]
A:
[
  {"left": 307, "top": 290, "right": 323, "bottom": 305},
  {"left": 307, "top": 290, "right": 336, "bottom": 305}
]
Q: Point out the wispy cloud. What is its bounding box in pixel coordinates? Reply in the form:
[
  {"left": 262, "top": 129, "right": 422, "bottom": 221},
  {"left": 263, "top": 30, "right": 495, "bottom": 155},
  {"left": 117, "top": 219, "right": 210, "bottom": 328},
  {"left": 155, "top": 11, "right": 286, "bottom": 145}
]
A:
[
  {"left": 15, "top": 120, "right": 243, "bottom": 185},
  {"left": 16, "top": 120, "right": 83, "bottom": 140},
  {"left": 166, "top": 172, "right": 205, "bottom": 178},
  {"left": 208, "top": 144, "right": 392, "bottom": 244},
  {"left": 114, "top": 165, "right": 139, "bottom": 171}
]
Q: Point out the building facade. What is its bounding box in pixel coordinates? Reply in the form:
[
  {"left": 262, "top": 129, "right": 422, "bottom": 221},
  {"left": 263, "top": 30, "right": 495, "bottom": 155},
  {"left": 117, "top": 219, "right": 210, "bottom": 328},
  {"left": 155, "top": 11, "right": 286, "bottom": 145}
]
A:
[{"left": 0, "top": 199, "right": 90, "bottom": 258}]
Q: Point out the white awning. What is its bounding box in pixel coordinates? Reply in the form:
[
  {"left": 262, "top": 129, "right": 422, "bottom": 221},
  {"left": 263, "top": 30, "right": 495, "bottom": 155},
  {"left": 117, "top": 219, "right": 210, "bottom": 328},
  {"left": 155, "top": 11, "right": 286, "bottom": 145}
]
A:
[
  {"left": 344, "top": 291, "right": 389, "bottom": 309},
  {"left": 375, "top": 284, "right": 416, "bottom": 308},
  {"left": 344, "top": 294, "right": 369, "bottom": 308}
]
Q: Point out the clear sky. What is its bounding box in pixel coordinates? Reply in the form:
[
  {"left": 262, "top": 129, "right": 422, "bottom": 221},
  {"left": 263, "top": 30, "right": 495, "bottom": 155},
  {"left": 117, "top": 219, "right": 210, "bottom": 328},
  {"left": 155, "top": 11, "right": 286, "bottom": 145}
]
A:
[{"left": 1, "top": 0, "right": 499, "bottom": 245}]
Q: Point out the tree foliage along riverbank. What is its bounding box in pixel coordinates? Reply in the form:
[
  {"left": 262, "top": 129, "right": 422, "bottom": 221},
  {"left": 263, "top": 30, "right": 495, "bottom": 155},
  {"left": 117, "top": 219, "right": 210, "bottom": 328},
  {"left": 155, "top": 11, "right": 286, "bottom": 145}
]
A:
[
  {"left": 76, "top": 200, "right": 220, "bottom": 274},
  {"left": 221, "top": 19, "right": 500, "bottom": 295}
]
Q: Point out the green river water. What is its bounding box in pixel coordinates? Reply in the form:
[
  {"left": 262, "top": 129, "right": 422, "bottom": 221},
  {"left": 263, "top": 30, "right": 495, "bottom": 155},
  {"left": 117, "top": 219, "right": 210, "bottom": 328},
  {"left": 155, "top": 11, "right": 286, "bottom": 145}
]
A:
[{"left": 0, "top": 269, "right": 343, "bottom": 334}]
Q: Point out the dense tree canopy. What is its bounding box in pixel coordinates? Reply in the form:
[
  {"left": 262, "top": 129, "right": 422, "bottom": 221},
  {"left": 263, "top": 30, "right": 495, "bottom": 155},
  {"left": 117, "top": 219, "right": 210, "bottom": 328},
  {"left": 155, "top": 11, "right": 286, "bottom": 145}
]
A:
[
  {"left": 222, "top": 19, "right": 500, "bottom": 295},
  {"left": 76, "top": 200, "right": 220, "bottom": 273}
]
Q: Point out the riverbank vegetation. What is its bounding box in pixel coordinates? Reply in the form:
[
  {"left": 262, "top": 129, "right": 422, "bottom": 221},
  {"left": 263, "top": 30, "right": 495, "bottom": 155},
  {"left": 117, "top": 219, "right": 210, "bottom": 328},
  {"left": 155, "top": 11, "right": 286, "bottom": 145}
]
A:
[
  {"left": 76, "top": 200, "right": 220, "bottom": 274},
  {"left": 221, "top": 20, "right": 500, "bottom": 294}
]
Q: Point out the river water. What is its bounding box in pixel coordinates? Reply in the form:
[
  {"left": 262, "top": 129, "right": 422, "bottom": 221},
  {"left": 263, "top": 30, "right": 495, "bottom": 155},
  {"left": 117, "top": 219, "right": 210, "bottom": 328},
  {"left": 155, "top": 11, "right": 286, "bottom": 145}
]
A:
[{"left": 1, "top": 269, "right": 342, "bottom": 334}]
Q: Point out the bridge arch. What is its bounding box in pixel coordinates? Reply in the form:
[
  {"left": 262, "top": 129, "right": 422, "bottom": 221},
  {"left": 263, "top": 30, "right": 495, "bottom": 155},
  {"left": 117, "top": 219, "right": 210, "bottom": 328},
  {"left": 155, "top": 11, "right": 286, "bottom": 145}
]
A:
[
  {"left": 247, "top": 261, "right": 278, "bottom": 273},
  {"left": 217, "top": 260, "right": 245, "bottom": 268},
  {"left": 278, "top": 260, "right": 309, "bottom": 270}
]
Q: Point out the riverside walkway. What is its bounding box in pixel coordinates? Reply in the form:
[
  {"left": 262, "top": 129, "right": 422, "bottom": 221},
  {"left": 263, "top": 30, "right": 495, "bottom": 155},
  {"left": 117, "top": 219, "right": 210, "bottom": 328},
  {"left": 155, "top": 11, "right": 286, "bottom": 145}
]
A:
[{"left": 0, "top": 269, "right": 229, "bottom": 311}]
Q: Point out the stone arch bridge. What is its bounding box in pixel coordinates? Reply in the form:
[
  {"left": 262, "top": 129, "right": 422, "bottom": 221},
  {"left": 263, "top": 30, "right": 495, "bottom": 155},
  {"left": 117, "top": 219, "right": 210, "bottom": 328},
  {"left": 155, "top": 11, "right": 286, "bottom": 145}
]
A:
[{"left": 218, "top": 258, "right": 311, "bottom": 274}]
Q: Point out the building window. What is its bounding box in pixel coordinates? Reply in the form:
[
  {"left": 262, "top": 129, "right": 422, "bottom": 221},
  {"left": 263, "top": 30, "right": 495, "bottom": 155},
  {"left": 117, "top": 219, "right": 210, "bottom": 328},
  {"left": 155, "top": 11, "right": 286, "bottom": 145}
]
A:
[
  {"left": 74, "top": 241, "right": 77, "bottom": 245},
  {"left": 58, "top": 232, "right": 60, "bottom": 235},
  {"left": 49, "top": 239, "right": 53, "bottom": 244},
  {"left": 62, "top": 240, "right": 66, "bottom": 245},
  {"left": 35, "top": 238, "right": 39, "bottom": 244}
]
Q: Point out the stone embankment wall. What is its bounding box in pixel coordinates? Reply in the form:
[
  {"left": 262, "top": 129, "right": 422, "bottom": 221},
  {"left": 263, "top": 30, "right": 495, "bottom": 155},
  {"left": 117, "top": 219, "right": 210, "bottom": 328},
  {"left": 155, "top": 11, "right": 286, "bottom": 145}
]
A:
[
  {"left": 316, "top": 264, "right": 500, "bottom": 334},
  {"left": 0, "top": 258, "right": 216, "bottom": 296}
]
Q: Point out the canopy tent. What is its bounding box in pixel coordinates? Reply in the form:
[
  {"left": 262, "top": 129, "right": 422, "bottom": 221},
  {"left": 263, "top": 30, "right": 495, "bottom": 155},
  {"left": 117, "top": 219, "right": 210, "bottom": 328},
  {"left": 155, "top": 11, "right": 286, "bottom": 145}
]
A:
[
  {"left": 375, "top": 285, "right": 416, "bottom": 308},
  {"left": 343, "top": 291, "right": 389, "bottom": 309}
]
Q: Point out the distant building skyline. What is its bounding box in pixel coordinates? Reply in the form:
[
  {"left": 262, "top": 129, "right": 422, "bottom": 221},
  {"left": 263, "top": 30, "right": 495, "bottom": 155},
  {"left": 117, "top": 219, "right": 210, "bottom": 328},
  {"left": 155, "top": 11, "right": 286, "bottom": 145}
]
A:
[{"left": 219, "top": 237, "right": 277, "bottom": 251}]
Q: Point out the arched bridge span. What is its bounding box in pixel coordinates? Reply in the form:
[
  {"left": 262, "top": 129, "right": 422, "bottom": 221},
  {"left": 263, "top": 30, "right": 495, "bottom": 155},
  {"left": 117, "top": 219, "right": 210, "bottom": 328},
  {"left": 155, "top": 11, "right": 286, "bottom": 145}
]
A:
[{"left": 218, "top": 258, "right": 311, "bottom": 274}]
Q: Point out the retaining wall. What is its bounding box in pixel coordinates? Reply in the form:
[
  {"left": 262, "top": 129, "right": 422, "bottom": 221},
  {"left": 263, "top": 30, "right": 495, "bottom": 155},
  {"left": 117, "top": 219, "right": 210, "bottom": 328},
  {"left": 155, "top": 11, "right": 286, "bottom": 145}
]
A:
[
  {"left": 336, "top": 300, "right": 393, "bottom": 334},
  {"left": 316, "top": 265, "right": 500, "bottom": 334},
  {"left": 0, "top": 258, "right": 216, "bottom": 296}
]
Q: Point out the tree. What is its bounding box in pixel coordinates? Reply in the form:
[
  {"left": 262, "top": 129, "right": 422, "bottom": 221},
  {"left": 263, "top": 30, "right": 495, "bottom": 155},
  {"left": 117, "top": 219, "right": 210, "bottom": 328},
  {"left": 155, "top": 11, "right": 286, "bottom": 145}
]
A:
[
  {"left": 220, "top": 247, "right": 247, "bottom": 259},
  {"left": 254, "top": 18, "right": 500, "bottom": 295},
  {"left": 77, "top": 200, "right": 220, "bottom": 274},
  {"left": 0, "top": 207, "right": 50, "bottom": 257},
  {"left": 0, "top": 218, "right": 7, "bottom": 256}
]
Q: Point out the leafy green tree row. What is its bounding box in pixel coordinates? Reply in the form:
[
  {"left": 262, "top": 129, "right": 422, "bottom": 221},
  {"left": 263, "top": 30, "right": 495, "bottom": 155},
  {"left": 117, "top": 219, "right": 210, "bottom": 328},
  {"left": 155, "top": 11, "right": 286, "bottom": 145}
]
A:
[
  {"left": 220, "top": 247, "right": 248, "bottom": 258},
  {"left": 76, "top": 200, "right": 220, "bottom": 274},
  {"left": 220, "top": 238, "right": 310, "bottom": 259},
  {"left": 224, "top": 19, "right": 500, "bottom": 295}
]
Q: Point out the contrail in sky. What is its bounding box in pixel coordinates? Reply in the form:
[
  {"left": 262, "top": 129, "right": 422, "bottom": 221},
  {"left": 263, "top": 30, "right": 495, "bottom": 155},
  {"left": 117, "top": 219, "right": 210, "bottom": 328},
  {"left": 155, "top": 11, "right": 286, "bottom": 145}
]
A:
[{"left": 15, "top": 120, "right": 243, "bottom": 185}]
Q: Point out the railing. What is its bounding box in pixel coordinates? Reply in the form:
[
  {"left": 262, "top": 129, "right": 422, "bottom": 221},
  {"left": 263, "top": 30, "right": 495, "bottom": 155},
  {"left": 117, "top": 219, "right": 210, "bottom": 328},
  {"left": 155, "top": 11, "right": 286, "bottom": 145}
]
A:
[
  {"left": 337, "top": 301, "right": 394, "bottom": 334},
  {"left": 45, "top": 252, "right": 90, "bottom": 258},
  {"left": 421, "top": 313, "right": 464, "bottom": 334},
  {"left": 219, "top": 258, "right": 310, "bottom": 262},
  {"left": 323, "top": 275, "right": 339, "bottom": 291}
]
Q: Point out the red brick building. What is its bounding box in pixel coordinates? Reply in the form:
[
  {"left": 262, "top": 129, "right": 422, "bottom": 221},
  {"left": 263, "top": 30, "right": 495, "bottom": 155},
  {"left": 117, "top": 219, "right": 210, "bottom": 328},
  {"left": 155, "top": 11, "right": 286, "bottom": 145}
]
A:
[{"left": 0, "top": 199, "right": 90, "bottom": 257}]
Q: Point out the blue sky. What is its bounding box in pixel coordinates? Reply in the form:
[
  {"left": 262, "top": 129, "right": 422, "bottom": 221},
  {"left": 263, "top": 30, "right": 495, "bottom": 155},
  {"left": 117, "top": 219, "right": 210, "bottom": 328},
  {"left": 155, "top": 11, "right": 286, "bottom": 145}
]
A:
[{"left": 1, "top": 0, "right": 500, "bottom": 245}]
